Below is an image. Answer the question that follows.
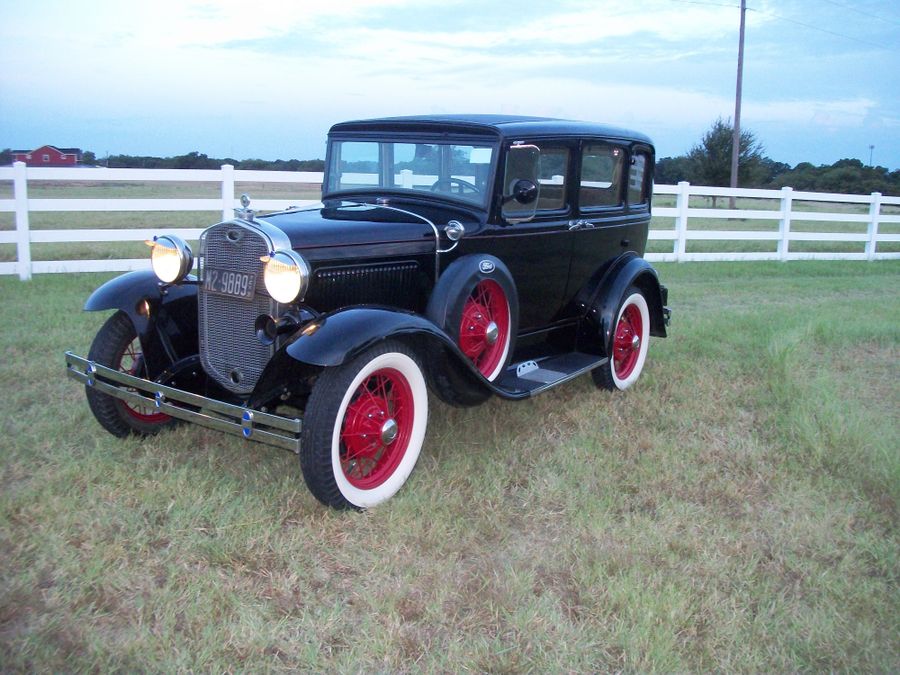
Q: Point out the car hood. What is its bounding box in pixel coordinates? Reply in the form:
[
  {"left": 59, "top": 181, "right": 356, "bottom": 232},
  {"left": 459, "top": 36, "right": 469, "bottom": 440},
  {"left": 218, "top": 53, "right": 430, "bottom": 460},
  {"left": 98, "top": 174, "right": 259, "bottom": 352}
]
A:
[{"left": 255, "top": 201, "right": 439, "bottom": 252}]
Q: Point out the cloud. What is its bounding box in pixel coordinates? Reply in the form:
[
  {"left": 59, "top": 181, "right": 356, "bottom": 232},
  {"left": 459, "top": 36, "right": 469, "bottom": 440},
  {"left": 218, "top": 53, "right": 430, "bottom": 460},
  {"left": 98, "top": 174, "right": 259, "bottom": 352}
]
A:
[
  {"left": 745, "top": 97, "right": 878, "bottom": 128},
  {"left": 1, "top": 0, "right": 896, "bottom": 166}
]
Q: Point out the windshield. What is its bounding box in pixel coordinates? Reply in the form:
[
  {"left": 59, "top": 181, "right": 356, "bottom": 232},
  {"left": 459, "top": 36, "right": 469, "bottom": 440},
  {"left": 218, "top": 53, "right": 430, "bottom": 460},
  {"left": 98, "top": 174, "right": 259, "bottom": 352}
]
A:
[{"left": 326, "top": 139, "right": 495, "bottom": 207}]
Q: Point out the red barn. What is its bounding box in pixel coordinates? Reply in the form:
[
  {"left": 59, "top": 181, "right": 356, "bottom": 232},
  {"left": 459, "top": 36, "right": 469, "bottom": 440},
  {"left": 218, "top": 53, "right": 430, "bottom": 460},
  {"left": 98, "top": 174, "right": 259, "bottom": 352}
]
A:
[{"left": 12, "top": 145, "right": 82, "bottom": 167}]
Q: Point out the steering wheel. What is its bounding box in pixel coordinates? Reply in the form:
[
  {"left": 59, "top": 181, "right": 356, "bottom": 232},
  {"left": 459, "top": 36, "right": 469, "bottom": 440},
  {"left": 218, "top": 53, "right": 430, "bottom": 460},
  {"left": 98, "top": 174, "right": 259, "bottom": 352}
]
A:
[{"left": 430, "top": 177, "right": 482, "bottom": 196}]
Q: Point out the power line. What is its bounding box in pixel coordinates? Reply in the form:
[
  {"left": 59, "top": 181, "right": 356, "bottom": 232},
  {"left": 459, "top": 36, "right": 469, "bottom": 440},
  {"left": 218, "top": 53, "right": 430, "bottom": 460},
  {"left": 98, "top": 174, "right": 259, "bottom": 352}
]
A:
[
  {"left": 818, "top": 0, "right": 900, "bottom": 27},
  {"left": 667, "top": 0, "right": 741, "bottom": 8},
  {"left": 747, "top": 6, "right": 893, "bottom": 50},
  {"left": 668, "top": 0, "right": 894, "bottom": 50}
]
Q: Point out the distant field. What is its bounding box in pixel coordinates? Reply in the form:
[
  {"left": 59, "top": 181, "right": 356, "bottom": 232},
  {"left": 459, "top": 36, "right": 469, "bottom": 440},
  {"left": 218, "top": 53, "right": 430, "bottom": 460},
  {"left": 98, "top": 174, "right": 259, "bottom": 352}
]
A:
[
  {"left": 1, "top": 261, "right": 898, "bottom": 671},
  {"left": 1, "top": 180, "right": 898, "bottom": 262},
  {"left": 0, "top": 180, "right": 322, "bottom": 263}
]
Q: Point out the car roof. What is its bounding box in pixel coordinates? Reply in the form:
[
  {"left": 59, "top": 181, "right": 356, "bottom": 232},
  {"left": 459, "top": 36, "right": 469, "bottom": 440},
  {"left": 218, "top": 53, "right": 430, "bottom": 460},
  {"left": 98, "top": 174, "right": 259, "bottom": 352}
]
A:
[{"left": 329, "top": 114, "right": 654, "bottom": 146}]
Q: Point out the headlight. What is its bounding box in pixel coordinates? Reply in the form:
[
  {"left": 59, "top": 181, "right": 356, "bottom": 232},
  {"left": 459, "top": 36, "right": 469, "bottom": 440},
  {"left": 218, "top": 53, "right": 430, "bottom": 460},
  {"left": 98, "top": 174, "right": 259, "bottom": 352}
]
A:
[
  {"left": 262, "top": 249, "right": 310, "bottom": 304},
  {"left": 147, "top": 235, "right": 193, "bottom": 284}
]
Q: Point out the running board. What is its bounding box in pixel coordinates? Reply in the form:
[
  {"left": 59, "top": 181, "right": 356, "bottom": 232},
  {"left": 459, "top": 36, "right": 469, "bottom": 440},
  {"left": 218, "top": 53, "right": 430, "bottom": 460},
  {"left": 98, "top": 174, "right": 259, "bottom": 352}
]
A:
[{"left": 492, "top": 352, "right": 607, "bottom": 399}]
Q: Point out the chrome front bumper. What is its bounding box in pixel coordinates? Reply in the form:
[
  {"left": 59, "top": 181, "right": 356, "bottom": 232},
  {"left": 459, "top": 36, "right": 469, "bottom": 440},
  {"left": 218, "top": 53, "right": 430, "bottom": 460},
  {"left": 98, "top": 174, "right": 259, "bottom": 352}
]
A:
[{"left": 65, "top": 351, "right": 302, "bottom": 452}]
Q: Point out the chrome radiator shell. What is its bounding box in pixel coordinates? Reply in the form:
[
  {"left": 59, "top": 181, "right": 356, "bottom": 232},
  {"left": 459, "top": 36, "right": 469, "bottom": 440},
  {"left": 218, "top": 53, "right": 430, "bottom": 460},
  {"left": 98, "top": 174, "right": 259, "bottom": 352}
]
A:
[{"left": 198, "top": 221, "right": 280, "bottom": 396}]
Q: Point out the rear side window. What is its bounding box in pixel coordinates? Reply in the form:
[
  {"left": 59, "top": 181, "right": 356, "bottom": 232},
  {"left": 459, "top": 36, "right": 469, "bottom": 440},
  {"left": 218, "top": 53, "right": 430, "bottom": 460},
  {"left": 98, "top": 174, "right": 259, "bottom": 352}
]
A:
[
  {"left": 580, "top": 143, "right": 624, "bottom": 209},
  {"left": 536, "top": 145, "right": 569, "bottom": 211},
  {"left": 628, "top": 151, "right": 650, "bottom": 205}
]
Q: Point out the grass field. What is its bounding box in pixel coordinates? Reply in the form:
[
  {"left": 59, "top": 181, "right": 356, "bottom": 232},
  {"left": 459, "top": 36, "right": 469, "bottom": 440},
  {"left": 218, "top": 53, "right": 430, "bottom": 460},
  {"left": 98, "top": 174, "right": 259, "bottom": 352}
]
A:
[{"left": 1, "top": 261, "right": 898, "bottom": 671}]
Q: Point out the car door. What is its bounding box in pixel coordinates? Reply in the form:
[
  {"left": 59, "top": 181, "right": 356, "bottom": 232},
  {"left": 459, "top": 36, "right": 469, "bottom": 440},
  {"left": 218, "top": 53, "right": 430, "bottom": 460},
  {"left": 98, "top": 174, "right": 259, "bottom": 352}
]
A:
[
  {"left": 565, "top": 141, "right": 652, "bottom": 305},
  {"left": 479, "top": 141, "right": 576, "bottom": 331}
]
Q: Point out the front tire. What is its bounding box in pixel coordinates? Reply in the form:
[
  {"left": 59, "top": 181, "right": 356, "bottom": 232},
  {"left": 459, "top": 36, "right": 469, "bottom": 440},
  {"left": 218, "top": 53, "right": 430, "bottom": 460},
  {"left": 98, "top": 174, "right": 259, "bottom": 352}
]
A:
[
  {"left": 592, "top": 287, "right": 651, "bottom": 391},
  {"left": 85, "top": 310, "right": 176, "bottom": 437},
  {"left": 300, "top": 341, "right": 428, "bottom": 510}
]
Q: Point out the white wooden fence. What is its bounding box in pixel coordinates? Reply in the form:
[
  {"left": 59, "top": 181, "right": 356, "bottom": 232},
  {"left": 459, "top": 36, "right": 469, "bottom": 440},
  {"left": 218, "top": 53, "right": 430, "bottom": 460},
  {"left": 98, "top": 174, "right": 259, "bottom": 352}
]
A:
[{"left": 1, "top": 162, "right": 898, "bottom": 280}]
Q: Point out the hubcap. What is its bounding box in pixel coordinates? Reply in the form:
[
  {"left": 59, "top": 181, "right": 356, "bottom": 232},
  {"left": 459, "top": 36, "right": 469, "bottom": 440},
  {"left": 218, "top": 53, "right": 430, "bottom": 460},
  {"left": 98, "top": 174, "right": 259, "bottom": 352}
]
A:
[
  {"left": 485, "top": 321, "right": 499, "bottom": 345},
  {"left": 380, "top": 418, "right": 399, "bottom": 445}
]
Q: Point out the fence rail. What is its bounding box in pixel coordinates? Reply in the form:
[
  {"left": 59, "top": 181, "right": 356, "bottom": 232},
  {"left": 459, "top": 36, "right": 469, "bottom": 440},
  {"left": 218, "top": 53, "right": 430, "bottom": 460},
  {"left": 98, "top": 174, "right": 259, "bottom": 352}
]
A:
[{"left": 1, "top": 163, "right": 898, "bottom": 279}]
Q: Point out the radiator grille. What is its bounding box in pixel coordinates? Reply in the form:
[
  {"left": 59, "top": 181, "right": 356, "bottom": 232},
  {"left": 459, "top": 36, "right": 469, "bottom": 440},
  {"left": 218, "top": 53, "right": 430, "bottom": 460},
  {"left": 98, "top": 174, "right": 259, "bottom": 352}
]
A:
[
  {"left": 306, "top": 262, "right": 422, "bottom": 311},
  {"left": 198, "top": 223, "right": 276, "bottom": 396}
]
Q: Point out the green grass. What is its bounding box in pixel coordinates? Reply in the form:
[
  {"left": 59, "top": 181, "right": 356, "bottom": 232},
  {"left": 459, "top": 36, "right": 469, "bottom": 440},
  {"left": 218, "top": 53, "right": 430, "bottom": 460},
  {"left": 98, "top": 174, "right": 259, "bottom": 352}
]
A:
[{"left": 1, "top": 261, "right": 898, "bottom": 671}]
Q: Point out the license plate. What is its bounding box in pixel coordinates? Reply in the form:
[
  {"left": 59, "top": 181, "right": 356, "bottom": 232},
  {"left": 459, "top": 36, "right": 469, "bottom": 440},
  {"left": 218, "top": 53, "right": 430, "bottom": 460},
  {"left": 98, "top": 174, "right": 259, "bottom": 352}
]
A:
[{"left": 204, "top": 267, "right": 257, "bottom": 300}]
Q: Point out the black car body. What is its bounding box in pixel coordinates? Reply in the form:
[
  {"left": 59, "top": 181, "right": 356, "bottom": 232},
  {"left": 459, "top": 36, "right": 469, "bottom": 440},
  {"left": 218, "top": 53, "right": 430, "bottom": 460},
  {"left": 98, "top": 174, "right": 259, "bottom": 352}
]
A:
[{"left": 66, "top": 115, "right": 670, "bottom": 509}]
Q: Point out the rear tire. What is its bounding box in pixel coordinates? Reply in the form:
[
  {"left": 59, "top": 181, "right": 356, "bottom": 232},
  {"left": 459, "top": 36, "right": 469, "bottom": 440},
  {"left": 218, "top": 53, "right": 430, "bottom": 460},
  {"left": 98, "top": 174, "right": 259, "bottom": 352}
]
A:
[
  {"left": 592, "top": 287, "right": 650, "bottom": 391},
  {"left": 300, "top": 341, "right": 428, "bottom": 510},
  {"left": 85, "top": 311, "right": 176, "bottom": 437}
]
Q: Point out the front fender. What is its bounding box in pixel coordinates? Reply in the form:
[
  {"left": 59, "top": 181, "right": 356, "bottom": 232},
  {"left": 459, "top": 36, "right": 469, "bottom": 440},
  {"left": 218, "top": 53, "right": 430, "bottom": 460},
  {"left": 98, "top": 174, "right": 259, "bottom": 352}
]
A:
[
  {"left": 85, "top": 270, "right": 199, "bottom": 379},
  {"left": 284, "top": 307, "right": 455, "bottom": 366},
  {"left": 249, "top": 306, "right": 490, "bottom": 409}
]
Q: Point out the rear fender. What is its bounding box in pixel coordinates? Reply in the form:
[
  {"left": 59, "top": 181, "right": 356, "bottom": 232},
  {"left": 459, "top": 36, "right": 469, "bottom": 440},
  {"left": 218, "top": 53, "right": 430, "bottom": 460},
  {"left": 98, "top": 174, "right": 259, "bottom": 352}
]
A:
[
  {"left": 577, "top": 254, "right": 668, "bottom": 356},
  {"left": 84, "top": 270, "right": 199, "bottom": 379}
]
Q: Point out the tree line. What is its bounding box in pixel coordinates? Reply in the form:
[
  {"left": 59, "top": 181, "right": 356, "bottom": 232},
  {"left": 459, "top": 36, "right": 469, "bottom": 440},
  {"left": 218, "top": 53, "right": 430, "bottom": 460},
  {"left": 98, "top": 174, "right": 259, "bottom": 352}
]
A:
[
  {"left": 98, "top": 151, "right": 326, "bottom": 172},
  {"left": 3, "top": 125, "right": 897, "bottom": 196},
  {"left": 0, "top": 148, "right": 324, "bottom": 172},
  {"left": 655, "top": 118, "right": 899, "bottom": 196}
]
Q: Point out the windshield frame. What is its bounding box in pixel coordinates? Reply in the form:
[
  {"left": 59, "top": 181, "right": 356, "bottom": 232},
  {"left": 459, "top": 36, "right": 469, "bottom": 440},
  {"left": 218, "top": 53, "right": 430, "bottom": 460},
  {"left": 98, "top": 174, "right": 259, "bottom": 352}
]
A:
[{"left": 323, "top": 133, "right": 499, "bottom": 209}]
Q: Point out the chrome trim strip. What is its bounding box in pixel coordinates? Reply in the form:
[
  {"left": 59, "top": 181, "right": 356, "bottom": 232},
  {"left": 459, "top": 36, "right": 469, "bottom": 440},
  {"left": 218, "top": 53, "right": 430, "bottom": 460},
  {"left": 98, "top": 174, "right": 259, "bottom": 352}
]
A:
[
  {"left": 345, "top": 201, "right": 441, "bottom": 280},
  {"left": 229, "top": 217, "right": 292, "bottom": 254},
  {"left": 65, "top": 351, "right": 302, "bottom": 453}
]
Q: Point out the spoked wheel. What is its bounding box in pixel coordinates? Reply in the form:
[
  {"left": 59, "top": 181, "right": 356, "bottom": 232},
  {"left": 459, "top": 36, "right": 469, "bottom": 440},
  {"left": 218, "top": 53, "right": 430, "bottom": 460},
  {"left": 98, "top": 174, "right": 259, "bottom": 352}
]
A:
[
  {"left": 86, "top": 310, "right": 176, "bottom": 437},
  {"left": 592, "top": 287, "right": 651, "bottom": 391},
  {"left": 458, "top": 279, "right": 511, "bottom": 381},
  {"left": 300, "top": 341, "right": 428, "bottom": 510}
]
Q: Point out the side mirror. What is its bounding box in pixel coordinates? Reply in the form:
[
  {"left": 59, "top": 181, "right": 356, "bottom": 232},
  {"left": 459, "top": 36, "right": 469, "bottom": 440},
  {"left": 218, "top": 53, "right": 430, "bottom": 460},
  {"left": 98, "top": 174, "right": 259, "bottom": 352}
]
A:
[
  {"left": 501, "top": 144, "right": 541, "bottom": 224},
  {"left": 511, "top": 179, "right": 538, "bottom": 204}
]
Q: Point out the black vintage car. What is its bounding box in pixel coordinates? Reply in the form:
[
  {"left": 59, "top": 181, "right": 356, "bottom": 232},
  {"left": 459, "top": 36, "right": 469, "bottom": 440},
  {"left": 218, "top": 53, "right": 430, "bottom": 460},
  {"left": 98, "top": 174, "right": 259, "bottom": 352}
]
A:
[{"left": 65, "top": 115, "right": 670, "bottom": 509}]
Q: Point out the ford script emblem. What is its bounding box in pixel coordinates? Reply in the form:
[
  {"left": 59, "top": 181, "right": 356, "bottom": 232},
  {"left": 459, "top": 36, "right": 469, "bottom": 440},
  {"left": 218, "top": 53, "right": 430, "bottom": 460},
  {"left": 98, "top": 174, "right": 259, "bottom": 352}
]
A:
[{"left": 479, "top": 260, "right": 495, "bottom": 274}]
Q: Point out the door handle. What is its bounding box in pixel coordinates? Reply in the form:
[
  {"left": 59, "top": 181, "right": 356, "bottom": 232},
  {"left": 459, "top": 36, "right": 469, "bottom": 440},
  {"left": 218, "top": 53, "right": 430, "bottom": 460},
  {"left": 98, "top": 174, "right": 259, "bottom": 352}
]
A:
[{"left": 568, "top": 220, "right": 593, "bottom": 231}]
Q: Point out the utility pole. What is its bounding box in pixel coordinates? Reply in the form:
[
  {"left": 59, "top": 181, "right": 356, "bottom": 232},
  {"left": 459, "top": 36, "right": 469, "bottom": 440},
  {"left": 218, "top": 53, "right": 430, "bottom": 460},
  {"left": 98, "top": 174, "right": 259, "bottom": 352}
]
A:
[
  {"left": 869, "top": 144, "right": 874, "bottom": 166},
  {"left": 729, "top": 0, "right": 747, "bottom": 209}
]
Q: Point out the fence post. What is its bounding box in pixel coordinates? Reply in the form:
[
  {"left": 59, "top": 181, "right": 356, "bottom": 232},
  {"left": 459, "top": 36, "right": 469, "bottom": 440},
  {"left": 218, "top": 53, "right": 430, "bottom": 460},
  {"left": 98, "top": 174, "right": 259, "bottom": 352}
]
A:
[
  {"left": 221, "top": 164, "right": 235, "bottom": 222},
  {"left": 778, "top": 186, "right": 793, "bottom": 261},
  {"left": 400, "top": 169, "right": 413, "bottom": 189},
  {"left": 675, "top": 181, "right": 690, "bottom": 261},
  {"left": 866, "top": 192, "right": 882, "bottom": 261},
  {"left": 13, "top": 161, "right": 32, "bottom": 281}
]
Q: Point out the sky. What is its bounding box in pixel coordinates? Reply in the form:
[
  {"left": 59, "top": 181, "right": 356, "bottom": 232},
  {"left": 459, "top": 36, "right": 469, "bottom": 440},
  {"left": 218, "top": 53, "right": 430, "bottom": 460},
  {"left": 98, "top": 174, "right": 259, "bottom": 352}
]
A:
[{"left": 1, "top": 0, "right": 898, "bottom": 169}]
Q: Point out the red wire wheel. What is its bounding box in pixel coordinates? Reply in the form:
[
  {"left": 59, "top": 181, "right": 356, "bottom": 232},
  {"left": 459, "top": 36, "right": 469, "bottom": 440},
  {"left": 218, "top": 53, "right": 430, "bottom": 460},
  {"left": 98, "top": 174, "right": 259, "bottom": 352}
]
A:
[
  {"left": 339, "top": 367, "right": 414, "bottom": 489},
  {"left": 86, "top": 310, "right": 177, "bottom": 437},
  {"left": 458, "top": 279, "right": 511, "bottom": 380},
  {"left": 300, "top": 342, "right": 428, "bottom": 509},
  {"left": 612, "top": 302, "right": 643, "bottom": 380},
  {"left": 116, "top": 337, "right": 172, "bottom": 424},
  {"left": 592, "top": 288, "right": 650, "bottom": 391}
]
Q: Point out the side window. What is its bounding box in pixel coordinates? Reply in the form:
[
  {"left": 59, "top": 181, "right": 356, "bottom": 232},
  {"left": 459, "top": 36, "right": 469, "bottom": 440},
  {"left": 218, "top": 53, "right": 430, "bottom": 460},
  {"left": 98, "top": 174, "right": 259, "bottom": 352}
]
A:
[
  {"left": 628, "top": 151, "right": 650, "bottom": 205},
  {"left": 580, "top": 143, "right": 624, "bottom": 209},
  {"left": 332, "top": 141, "right": 380, "bottom": 189},
  {"left": 535, "top": 145, "right": 569, "bottom": 211}
]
